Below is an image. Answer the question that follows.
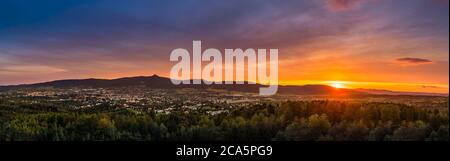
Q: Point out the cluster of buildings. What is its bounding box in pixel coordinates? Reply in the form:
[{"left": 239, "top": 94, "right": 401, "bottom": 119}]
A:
[{"left": 1, "top": 87, "right": 272, "bottom": 115}]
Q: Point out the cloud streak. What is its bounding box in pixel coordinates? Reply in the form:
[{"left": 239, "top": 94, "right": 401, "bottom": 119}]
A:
[{"left": 396, "top": 57, "right": 433, "bottom": 66}]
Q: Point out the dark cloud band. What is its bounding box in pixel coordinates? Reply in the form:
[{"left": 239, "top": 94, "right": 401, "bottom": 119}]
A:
[{"left": 396, "top": 57, "right": 432, "bottom": 64}]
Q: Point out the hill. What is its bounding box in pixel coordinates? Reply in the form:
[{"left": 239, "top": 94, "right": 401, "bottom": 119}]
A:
[{"left": 0, "top": 75, "right": 446, "bottom": 96}]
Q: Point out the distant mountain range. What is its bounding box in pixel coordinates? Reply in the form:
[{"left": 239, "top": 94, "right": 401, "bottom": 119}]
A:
[
  {"left": 0, "top": 75, "right": 447, "bottom": 96},
  {"left": 353, "top": 88, "right": 448, "bottom": 97}
]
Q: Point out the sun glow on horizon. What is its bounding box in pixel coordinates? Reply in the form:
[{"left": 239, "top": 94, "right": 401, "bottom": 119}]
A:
[
  {"left": 278, "top": 80, "right": 449, "bottom": 94},
  {"left": 328, "top": 81, "right": 347, "bottom": 89}
]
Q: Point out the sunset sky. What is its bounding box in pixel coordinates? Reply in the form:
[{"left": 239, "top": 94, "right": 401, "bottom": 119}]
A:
[{"left": 0, "top": 0, "right": 449, "bottom": 93}]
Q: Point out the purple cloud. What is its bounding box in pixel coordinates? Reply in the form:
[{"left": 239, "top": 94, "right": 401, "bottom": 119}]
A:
[{"left": 327, "top": 0, "right": 363, "bottom": 11}]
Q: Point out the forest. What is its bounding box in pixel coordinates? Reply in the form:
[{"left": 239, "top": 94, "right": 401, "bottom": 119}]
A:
[{"left": 0, "top": 99, "right": 448, "bottom": 141}]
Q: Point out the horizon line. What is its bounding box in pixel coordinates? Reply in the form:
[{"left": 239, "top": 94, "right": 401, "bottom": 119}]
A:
[{"left": 1, "top": 74, "right": 448, "bottom": 95}]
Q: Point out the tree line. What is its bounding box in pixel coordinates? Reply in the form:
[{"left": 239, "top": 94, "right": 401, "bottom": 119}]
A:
[{"left": 0, "top": 100, "right": 448, "bottom": 141}]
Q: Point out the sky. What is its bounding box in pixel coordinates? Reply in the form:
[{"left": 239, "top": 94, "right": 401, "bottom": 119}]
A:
[{"left": 0, "top": 0, "right": 449, "bottom": 93}]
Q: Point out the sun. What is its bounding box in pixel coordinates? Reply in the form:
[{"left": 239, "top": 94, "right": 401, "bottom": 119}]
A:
[
  {"left": 331, "top": 83, "right": 345, "bottom": 88},
  {"left": 329, "top": 81, "right": 347, "bottom": 89}
]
